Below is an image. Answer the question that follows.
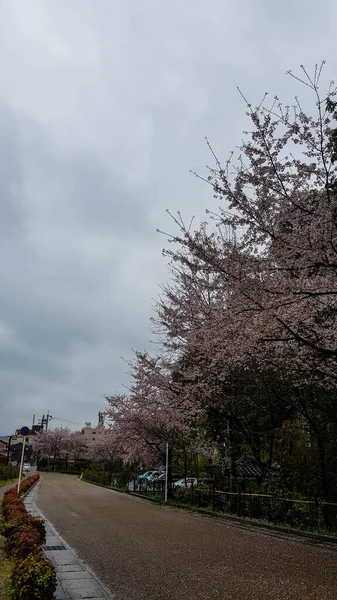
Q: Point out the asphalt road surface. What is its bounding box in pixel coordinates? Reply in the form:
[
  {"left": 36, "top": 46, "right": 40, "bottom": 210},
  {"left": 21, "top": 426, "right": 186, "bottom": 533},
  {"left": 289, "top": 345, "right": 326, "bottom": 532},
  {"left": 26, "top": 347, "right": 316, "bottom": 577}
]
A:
[{"left": 35, "top": 473, "right": 337, "bottom": 600}]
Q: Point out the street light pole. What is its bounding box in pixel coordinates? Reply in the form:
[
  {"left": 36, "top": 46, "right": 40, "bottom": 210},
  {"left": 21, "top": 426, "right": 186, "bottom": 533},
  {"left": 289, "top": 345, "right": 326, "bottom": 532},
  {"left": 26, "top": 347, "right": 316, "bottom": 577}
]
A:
[
  {"left": 17, "top": 436, "right": 26, "bottom": 494},
  {"left": 6, "top": 436, "right": 12, "bottom": 466},
  {"left": 164, "top": 440, "right": 169, "bottom": 503},
  {"left": 17, "top": 426, "right": 30, "bottom": 494}
]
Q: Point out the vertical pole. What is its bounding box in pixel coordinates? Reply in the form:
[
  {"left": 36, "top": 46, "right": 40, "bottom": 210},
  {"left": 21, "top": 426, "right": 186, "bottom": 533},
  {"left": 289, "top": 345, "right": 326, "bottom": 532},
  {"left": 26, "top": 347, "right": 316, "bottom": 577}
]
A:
[
  {"left": 164, "top": 440, "right": 169, "bottom": 503},
  {"left": 17, "top": 436, "right": 26, "bottom": 494},
  {"left": 6, "top": 436, "right": 12, "bottom": 466}
]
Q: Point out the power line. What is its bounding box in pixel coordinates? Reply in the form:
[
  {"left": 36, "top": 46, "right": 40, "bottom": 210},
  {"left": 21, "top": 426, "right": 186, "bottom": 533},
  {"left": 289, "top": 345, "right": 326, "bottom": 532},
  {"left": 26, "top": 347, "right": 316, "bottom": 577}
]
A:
[{"left": 49, "top": 416, "right": 83, "bottom": 426}]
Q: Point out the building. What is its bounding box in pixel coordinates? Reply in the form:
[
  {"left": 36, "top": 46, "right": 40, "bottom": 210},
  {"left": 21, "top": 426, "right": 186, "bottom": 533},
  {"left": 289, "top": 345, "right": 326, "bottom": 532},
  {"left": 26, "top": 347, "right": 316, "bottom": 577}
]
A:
[
  {"left": 81, "top": 412, "right": 105, "bottom": 441},
  {"left": 1, "top": 427, "right": 36, "bottom": 465},
  {"left": 0, "top": 436, "right": 9, "bottom": 464}
]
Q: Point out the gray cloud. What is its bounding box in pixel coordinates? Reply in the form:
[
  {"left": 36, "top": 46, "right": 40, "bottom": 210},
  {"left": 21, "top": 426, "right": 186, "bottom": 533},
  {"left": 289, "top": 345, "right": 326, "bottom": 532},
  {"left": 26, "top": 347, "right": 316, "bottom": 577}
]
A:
[{"left": 0, "top": 0, "right": 336, "bottom": 433}]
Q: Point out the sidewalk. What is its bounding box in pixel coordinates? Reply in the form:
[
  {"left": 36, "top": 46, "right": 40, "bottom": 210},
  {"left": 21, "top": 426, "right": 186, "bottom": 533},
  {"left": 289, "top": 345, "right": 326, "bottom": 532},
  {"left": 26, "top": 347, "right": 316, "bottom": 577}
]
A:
[{"left": 24, "top": 484, "right": 112, "bottom": 600}]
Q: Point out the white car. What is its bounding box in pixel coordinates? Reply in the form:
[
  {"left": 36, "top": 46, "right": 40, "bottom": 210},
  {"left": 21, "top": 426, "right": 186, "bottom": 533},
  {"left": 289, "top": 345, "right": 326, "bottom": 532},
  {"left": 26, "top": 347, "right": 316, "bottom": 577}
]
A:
[
  {"left": 147, "top": 471, "right": 161, "bottom": 481},
  {"left": 174, "top": 477, "right": 198, "bottom": 487}
]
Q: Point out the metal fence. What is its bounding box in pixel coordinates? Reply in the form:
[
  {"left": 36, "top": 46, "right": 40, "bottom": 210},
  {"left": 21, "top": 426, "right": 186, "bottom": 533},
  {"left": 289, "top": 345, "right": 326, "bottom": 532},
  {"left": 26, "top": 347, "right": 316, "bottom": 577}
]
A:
[{"left": 128, "top": 478, "right": 337, "bottom": 535}]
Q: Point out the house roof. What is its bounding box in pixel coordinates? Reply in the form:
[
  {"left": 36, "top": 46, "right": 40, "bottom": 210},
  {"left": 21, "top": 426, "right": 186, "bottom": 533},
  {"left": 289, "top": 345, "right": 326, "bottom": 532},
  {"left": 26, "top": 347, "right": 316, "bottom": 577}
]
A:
[
  {"left": 0, "top": 436, "right": 9, "bottom": 445},
  {"left": 235, "top": 455, "right": 281, "bottom": 478},
  {"left": 236, "top": 456, "right": 262, "bottom": 477}
]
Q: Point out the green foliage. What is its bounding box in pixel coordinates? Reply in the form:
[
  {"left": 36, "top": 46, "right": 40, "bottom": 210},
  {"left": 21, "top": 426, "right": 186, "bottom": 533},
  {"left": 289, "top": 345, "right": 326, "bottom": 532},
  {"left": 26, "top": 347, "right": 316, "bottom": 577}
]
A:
[
  {"left": 6, "top": 529, "right": 41, "bottom": 561},
  {"left": 11, "top": 551, "right": 57, "bottom": 600},
  {"left": 174, "top": 485, "right": 213, "bottom": 509},
  {"left": 0, "top": 464, "right": 19, "bottom": 484},
  {"left": 83, "top": 469, "right": 111, "bottom": 486},
  {"left": 1, "top": 474, "right": 57, "bottom": 599},
  {"left": 83, "top": 465, "right": 136, "bottom": 489},
  {"left": 1, "top": 556, "right": 15, "bottom": 600}
]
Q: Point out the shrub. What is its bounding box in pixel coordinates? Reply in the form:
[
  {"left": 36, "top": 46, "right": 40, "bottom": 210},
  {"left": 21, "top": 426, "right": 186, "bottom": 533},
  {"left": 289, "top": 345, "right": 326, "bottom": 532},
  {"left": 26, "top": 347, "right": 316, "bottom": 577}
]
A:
[
  {"left": 20, "top": 473, "right": 39, "bottom": 494},
  {"left": 2, "top": 513, "right": 31, "bottom": 540},
  {"left": 83, "top": 469, "right": 111, "bottom": 486},
  {"left": 173, "top": 485, "right": 213, "bottom": 508},
  {"left": 1, "top": 473, "right": 57, "bottom": 599},
  {"left": 0, "top": 464, "right": 19, "bottom": 482},
  {"left": 11, "top": 551, "right": 57, "bottom": 600},
  {"left": 30, "top": 516, "right": 46, "bottom": 545},
  {"left": 6, "top": 528, "right": 41, "bottom": 560}
]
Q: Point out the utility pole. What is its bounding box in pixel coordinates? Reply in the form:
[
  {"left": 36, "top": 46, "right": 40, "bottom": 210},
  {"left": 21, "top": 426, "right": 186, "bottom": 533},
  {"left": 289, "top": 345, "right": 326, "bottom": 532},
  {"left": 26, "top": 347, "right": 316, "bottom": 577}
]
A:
[
  {"left": 46, "top": 411, "right": 51, "bottom": 431},
  {"left": 6, "top": 436, "right": 12, "bottom": 466}
]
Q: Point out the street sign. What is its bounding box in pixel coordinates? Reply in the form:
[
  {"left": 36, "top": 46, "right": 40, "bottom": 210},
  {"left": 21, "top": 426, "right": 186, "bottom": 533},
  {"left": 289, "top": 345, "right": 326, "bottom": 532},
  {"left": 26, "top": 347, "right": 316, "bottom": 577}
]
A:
[{"left": 20, "top": 426, "right": 29, "bottom": 436}]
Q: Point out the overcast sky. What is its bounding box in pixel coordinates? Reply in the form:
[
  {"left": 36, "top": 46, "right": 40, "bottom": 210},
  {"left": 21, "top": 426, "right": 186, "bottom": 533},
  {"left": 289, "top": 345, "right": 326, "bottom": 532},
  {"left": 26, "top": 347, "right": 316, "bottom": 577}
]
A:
[{"left": 0, "top": 0, "right": 335, "bottom": 434}]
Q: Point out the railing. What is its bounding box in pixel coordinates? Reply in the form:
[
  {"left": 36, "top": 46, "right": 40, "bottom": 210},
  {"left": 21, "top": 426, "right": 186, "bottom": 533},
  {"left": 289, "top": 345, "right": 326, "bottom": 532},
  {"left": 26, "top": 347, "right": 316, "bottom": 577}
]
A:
[{"left": 128, "top": 478, "right": 337, "bottom": 535}]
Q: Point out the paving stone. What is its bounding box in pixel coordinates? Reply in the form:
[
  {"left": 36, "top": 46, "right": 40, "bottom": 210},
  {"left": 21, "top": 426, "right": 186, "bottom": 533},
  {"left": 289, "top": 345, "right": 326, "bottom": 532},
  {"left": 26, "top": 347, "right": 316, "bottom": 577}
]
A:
[
  {"left": 46, "top": 550, "right": 80, "bottom": 565},
  {"left": 62, "top": 580, "right": 105, "bottom": 598},
  {"left": 57, "top": 564, "right": 86, "bottom": 573},
  {"left": 45, "top": 535, "right": 62, "bottom": 545},
  {"left": 58, "top": 571, "right": 93, "bottom": 580},
  {"left": 55, "top": 582, "right": 68, "bottom": 599}
]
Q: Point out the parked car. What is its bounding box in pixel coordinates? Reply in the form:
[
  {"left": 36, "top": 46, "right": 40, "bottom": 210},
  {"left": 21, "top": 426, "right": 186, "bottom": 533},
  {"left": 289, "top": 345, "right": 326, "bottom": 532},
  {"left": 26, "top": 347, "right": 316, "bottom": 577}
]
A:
[
  {"left": 197, "top": 478, "right": 214, "bottom": 487},
  {"left": 147, "top": 471, "right": 161, "bottom": 481},
  {"left": 23, "top": 463, "right": 31, "bottom": 474},
  {"left": 137, "top": 471, "right": 162, "bottom": 481},
  {"left": 137, "top": 471, "right": 155, "bottom": 481},
  {"left": 174, "top": 477, "right": 198, "bottom": 487},
  {"left": 157, "top": 472, "right": 180, "bottom": 482}
]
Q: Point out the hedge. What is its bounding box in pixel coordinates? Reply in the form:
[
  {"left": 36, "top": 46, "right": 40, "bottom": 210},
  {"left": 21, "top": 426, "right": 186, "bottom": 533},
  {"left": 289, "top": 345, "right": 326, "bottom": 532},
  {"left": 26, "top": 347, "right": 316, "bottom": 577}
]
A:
[
  {"left": 1, "top": 474, "right": 57, "bottom": 599},
  {"left": 0, "top": 464, "right": 19, "bottom": 485}
]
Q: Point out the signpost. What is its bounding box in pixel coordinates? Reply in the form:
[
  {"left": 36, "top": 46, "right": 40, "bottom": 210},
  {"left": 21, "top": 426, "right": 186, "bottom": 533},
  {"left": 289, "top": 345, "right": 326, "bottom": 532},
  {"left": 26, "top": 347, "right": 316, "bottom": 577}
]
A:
[{"left": 17, "top": 426, "right": 30, "bottom": 493}]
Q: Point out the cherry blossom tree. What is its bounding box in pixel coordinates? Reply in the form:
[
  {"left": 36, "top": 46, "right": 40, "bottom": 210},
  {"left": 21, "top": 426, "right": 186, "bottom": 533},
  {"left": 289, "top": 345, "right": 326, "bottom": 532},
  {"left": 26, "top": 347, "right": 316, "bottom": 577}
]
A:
[
  {"left": 104, "top": 65, "right": 337, "bottom": 513},
  {"left": 152, "top": 64, "right": 337, "bottom": 500},
  {"left": 31, "top": 428, "right": 90, "bottom": 467}
]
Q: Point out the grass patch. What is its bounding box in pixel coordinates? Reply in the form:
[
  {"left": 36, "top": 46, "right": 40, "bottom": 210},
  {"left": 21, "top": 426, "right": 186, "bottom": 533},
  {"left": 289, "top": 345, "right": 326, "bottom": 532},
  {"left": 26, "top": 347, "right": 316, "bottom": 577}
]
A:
[
  {"left": 0, "top": 481, "right": 17, "bottom": 489},
  {"left": 1, "top": 557, "right": 14, "bottom": 600},
  {"left": 0, "top": 535, "right": 13, "bottom": 600}
]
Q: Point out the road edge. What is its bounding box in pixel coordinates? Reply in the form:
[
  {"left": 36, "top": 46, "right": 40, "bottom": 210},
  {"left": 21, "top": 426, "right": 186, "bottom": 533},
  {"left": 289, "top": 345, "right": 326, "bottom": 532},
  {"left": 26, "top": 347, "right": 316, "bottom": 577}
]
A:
[{"left": 78, "top": 477, "right": 337, "bottom": 547}]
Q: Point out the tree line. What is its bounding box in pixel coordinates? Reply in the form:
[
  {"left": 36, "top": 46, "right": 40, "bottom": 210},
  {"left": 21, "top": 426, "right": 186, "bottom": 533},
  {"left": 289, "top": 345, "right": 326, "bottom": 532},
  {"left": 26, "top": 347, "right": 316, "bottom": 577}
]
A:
[
  {"left": 35, "top": 65, "right": 337, "bottom": 513},
  {"left": 106, "top": 64, "right": 337, "bottom": 506}
]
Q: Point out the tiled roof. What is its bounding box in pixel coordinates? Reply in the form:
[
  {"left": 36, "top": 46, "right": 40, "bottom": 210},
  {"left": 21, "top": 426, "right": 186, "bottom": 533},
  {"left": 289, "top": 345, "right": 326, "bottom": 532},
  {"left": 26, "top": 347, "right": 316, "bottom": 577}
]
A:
[{"left": 236, "top": 456, "right": 262, "bottom": 477}]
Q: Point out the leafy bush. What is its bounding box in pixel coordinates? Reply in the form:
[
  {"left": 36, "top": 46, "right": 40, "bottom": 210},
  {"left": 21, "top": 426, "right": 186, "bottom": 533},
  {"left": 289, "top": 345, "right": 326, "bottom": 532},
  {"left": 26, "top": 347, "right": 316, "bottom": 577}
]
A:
[
  {"left": 174, "top": 485, "right": 213, "bottom": 508},
  {"left": 1, "top": 473, "right": 56, "bottom": 599},
  {"left": 83, "top": 469, "right": 111, "bottom": 486},
  {"left": 2, "top": 514, "right": 31, "bottom": 541},
  {"left": 11, "top": 551, "right": 57, "bottom": 600},
  {"left": 19, "top": 473, "right": 39, "bottom": 494},
  {"left": 6, "top": 528, "right": 41, "bottom": 561},
  {"left": 0, "top": 464, "right": 19, "bottom": 482},
  {"left": 30, "top": 516, "right": 46, "bottom": 545}
]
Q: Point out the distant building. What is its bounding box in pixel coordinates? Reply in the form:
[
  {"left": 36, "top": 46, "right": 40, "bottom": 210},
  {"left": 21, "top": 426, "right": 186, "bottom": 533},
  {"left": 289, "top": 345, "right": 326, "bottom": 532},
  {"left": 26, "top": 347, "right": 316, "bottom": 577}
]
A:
[
  {"left": 0, "top": 436, "right": 8, "bottom": 464},
  {"left": 81, "top": 412, "right": 105, "bottom": 441}
]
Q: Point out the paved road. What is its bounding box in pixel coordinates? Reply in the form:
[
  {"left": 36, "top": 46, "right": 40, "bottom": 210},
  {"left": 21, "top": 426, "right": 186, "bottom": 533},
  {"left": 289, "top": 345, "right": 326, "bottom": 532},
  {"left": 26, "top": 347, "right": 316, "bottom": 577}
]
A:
[{"left": 35, "top": 473, "right": 337, "bottom": 600}]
